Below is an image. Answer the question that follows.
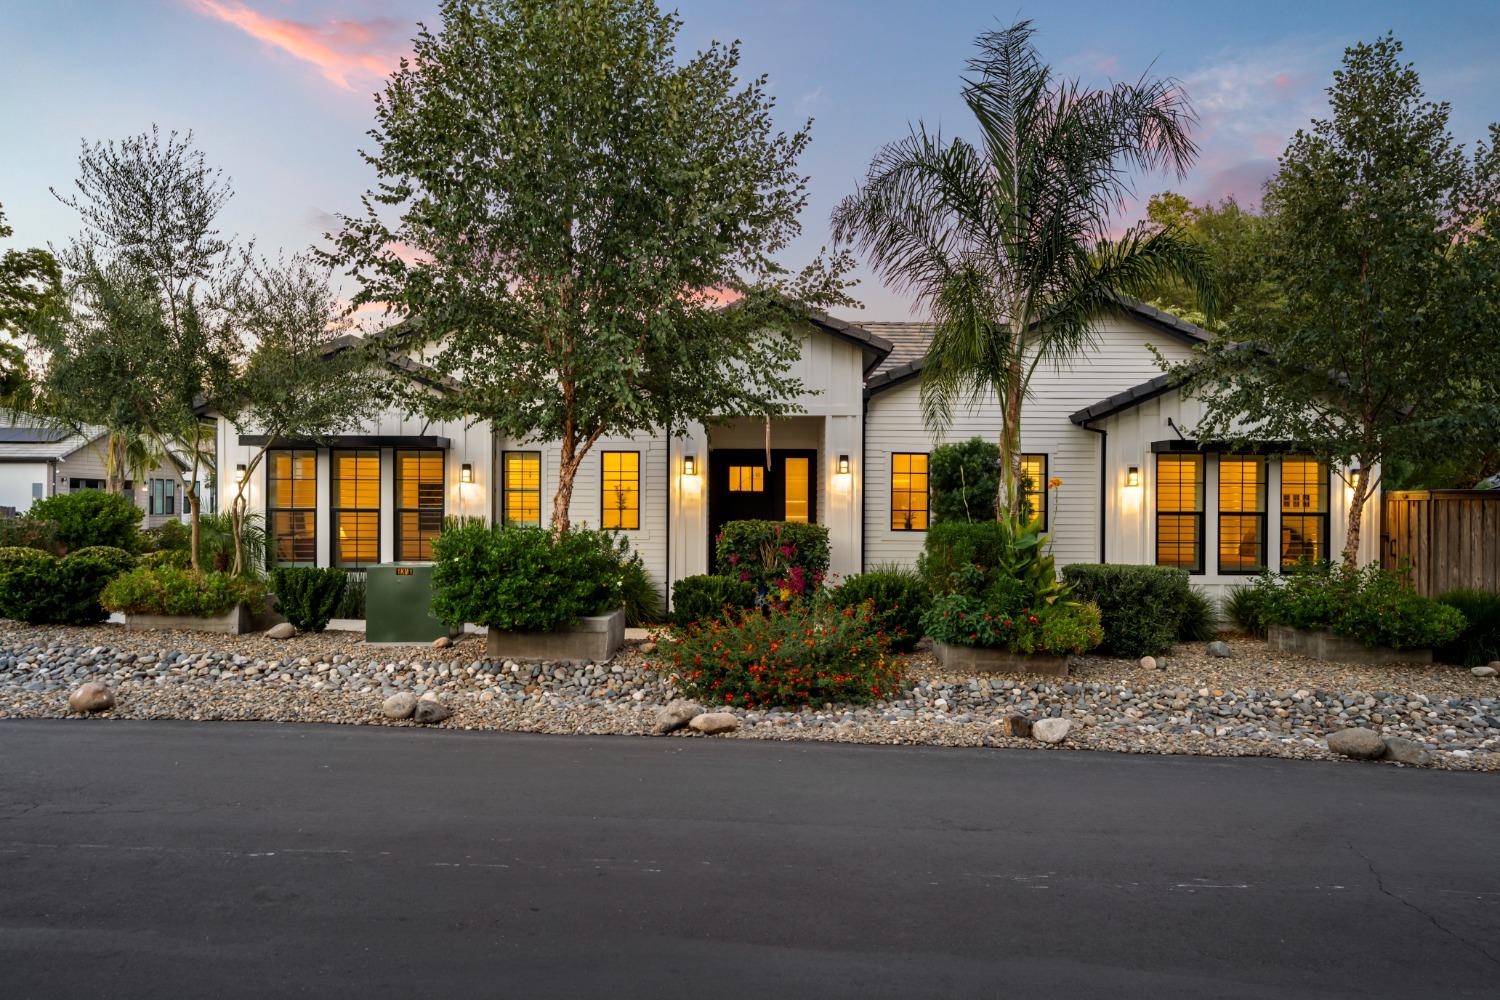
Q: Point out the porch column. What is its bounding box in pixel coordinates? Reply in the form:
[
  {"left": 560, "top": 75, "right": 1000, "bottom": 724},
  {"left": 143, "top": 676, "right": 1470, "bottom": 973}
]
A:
[
  {"left": 823, "top": 414, "right": 861, "bottom": 583},
  {"left": 668, "top": 424, "right": 710, "bottom": 604}
]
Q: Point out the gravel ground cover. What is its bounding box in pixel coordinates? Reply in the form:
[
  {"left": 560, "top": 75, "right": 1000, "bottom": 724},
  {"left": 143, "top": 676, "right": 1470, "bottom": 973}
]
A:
[{"left": 1, "top": 620, "right": 1496, "bottom": 770}]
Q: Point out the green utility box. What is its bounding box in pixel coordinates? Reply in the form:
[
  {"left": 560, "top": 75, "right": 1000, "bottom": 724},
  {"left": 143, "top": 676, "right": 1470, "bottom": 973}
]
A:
[{"left": 364, "top": 563, "right": 452, "bottom": 644}]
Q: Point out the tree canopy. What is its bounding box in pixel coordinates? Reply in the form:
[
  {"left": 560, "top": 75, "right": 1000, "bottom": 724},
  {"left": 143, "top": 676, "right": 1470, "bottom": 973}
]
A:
[
  {"left": 0, "top": 202, "right": 61, "bottom": 400},
  {"left": 1141, "top": 191, "right": 1265, "bottom": 330}
]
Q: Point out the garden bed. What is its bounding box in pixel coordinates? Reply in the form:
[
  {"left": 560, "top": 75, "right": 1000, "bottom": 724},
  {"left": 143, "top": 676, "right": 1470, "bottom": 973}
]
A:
[
  {"left": 484, "top": 608, "right": 625, "bottom": 663},
  {"left": 1267, "top": 625, "right": 1432, "bottom": 665},
  {"left": 123, "top": 604, "right": 270, "bottom": 636},
  {"left": 932, "top": 641, "right": 1068, "bottom": 676}
]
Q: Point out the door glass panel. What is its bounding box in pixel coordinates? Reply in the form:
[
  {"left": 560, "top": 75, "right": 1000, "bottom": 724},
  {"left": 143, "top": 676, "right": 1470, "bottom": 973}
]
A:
[
  {"left": 784, "top": 457, "right": 809, "bottom": 523},
  {"left": 728, "top": 466, "right": 764, "bottom": 492}
]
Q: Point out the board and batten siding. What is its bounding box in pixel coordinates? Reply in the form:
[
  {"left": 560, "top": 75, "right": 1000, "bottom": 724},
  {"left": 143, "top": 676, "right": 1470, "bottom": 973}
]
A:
[{"left": 863, "top": 315, "right": 1199, "bottom": 573}]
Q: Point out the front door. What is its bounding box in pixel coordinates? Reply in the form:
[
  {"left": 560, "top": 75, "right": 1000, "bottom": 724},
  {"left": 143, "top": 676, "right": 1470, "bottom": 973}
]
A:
[{"left": 708, "top": 449, "right": 817, "bottom": 569}]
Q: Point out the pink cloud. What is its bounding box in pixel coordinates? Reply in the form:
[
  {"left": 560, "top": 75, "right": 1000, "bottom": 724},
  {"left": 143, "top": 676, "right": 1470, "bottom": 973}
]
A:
[{"left": 187, "top": 0, "right": 408, "bottom": 91}]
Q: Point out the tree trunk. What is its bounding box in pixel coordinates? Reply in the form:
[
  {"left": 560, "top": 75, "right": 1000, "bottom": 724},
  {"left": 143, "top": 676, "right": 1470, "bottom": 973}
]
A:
[
  {"left": 187, "top": 484, "right": 202, "bottom": 574},
  {"left": 997, "top": 356, "right": 1024, "bottom": 522},
  {"left": 230, "top": 496, "right": 246, "bottom": 578},
  {"left": 551, "top": 436, "right": 579, "bottom": 534},
  {"left": 1340, "top": 464, "right": 1371, "bottom": 574}
]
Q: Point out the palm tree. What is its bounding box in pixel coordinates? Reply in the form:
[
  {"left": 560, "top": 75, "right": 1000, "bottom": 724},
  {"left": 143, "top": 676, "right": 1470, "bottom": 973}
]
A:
[{"left": 833, "top": 21, "right": 1213, "bottom": 520}]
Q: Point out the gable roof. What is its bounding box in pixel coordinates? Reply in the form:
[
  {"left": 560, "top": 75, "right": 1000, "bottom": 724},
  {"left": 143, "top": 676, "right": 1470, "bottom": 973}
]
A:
[
  {"left": 788, "top": 307, "right": 894, "bottom": 374},
  {"left": 0, "top": 413, "right": 102, "bottom": 462},
  {"left": 1068, "top": 373, "right": 1179, "bottom": 425}
]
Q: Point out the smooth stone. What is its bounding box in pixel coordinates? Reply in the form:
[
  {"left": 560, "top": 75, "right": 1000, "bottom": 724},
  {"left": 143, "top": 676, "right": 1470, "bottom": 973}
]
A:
[
  {"left": 1001, "top": 714, "right": 1032, "bottom": 738},
  {"left": 1473, "top": 666, "right": 1497, "bottom": 678},
  {"left": 639, "top": 641, "right": 658, "bottom": 655},
  {"left": 381, "top": 693, "right": 417, "bottom": 720},
  {"left": 1327, "top": 727, "right": 1386, "bottom": 760},
  {"left": 413, "top": 700, "right": 452, "bottom": 724},
  {"left": 264, "top": 623, "right": 296, "bottom": 640},
  {"left": 1031, "top": 718, "right": 1072, "bottom": 744},
  {"left": 651, "top": 699, "right": 704, "bottom": 736},
  {"left": 1382, "top": 737, "right": 1433, "bottom": 767},
  {"left": 1206, "top": 641, "right": 1231, "bottom": 658},
  {"left": 688, "top": 712, "right": 739, "bottom": 735},
  {"left": 67, "top": 682, "right": 115, "bottom": 713},
  {"left": 431, "top": 636, "right": 453, "bottom": 649},
  {"left": 1139, "top": 656, "right": 1156, "bottom": 670}
]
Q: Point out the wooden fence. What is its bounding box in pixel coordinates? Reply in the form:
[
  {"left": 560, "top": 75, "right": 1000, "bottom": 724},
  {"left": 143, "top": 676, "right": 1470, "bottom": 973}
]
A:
[{"left": 1381, "top": 490, "right": 1500, "bottom": 595}]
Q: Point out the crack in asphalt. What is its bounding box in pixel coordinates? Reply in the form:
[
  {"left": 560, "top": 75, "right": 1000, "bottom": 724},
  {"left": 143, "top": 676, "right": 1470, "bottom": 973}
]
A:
[{"left": 1348, "top": 841, "right": 1500, "bottom": 968}]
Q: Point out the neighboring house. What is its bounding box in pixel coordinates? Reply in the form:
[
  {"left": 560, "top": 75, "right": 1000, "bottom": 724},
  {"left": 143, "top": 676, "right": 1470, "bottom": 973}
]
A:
[
  {"left": 215, "top": 300, "right": 1380, "bottom": 601},
  {"left": 0, "top": 416, "right": 188, "bottom": 529}
]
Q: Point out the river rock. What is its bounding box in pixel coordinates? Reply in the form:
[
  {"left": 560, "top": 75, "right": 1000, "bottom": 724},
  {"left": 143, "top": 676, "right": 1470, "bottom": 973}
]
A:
[
  {"left": 1001, "top": 714, "right": 1032, "bottom": 738},
  {"left": 1032, "top": 718, "right": 1072, "bottom": 744},
  {"left": 1139, "top": 656, "right": 1156, "bottom": 670},
  {"left": 381, "top": 692, "right": 417, "bottom": 720},
  {"left": 1206, "top": 641, "right": 1231, "bottom": 658},
  {"left": 67, "top": 682, "right": 115, "bottom": 713},
  {"left": 688, "top": 712, "right": 739, "bottom": 735},
  {"left": 1473, "top": 665, "right": 1497, "bottom": 678},
  {"left": 264, "top": 622, "right": 296, "bottom": 640},
  {"left": 431, "top": 636, "right": 453, "bottom": 650},
  {"left": 413, "top": 700, "right": 452, "bottom": 724},
  {"left": 1327, "top": 727, "right": 1386, "bottom": 760},
  {"left": 652, "top": 699, "right": 703, "bottom": 735},
  {"left": 1382, "top": 737, "right": 1432, "bottom": 767}
]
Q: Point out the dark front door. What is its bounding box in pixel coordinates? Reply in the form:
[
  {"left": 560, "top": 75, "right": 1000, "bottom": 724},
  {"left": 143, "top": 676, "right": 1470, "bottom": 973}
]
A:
[{"left": 708, "top": 449, "right": 818, "bottom": 569}]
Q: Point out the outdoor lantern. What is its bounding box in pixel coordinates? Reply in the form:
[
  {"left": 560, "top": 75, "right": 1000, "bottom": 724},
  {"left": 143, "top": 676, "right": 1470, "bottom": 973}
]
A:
[
  {"left": 1127, "top": 466, "right": 1140, "bottom": 488},
  {"left": 837, "top": 454, "right": 851, "bottom": 476},
  {"left": 683, "top": 454, "right": 697, "bottom": 477},
  {"left": 234, "top": 463, "right": 246, "bottom": 484},
  {"left": 461, "top": 463, "right": 474, "bottom": 483}
]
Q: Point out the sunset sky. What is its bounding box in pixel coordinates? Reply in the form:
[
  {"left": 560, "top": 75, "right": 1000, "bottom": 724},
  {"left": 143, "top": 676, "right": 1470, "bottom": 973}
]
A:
[{"left": 3, "top": 0, "right": 1498, "bottom": 320}]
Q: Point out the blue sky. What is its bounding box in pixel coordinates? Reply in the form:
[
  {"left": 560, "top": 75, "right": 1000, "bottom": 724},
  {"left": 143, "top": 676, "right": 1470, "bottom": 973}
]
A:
[{"left": 3, "top": 0, "right": 1497, "bottom": 320}]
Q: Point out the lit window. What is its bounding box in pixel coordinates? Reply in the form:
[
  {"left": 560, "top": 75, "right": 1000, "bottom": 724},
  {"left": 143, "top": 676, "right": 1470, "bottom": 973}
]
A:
[
  {"left": 1021, "top": 453, "right": 1048, "bottom": 529},
  {"left": 1156, "top": 454, "right": 1203, "bottom": 573},
  {"left": 1218, "top": 455, "right": 1266, "bottom": 573},
  {"left": 332, "top": 450, "right": 379, "bottom": 569},
  {"left": 504, "top": 451, "right": 542, "bottom": 527},
  {"left": 891, "top": 452, "right": 928, "bottom": 531},
  {"left": 1281, "top": 457, "right": 1329, "bottom": 565},
  {"left": 601, "top": 451, "right": 639, "bottom": 530},
  {"left": 784, "top": 456, "right": 809, "bottom": 523},
  {"left": 728, "top": 465, "right": 765, "bottom": 492},
  {"left": 395, "top": 451, "right": 444, "bottom": 560},
  {"left": 268, "top": 449, "right": 317, "bottom": 566}
]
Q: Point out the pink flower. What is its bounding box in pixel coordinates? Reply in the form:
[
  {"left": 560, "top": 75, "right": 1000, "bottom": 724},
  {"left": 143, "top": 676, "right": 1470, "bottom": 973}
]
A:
[
  {"left": 738, "top": 570, "right": 750, "bottom": 582},
  {"left": 727, "top": 553, "right": 740, "bottom": 565}
]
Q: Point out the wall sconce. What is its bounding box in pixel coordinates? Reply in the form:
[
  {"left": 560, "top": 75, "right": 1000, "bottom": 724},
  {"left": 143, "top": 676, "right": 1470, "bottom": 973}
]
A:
[
  {"left": 682, "top": 454, "right": 697, "bottom": 477},
  {"left": 234, "top": 464, "right": 246, "bottom": 484},
  {"left": 837, "top": 454, "right": 851, "bottom": 476},
  {"left": 460, "top": 463, "right": 474, "bottom": 484},
  {"left": 1126, "top": 466, "right": 1140, "bottom": 488}
]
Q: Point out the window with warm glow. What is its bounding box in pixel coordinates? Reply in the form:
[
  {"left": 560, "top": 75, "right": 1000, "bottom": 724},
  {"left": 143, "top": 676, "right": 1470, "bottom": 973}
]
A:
[
  {"left": 784, "top": 456, "right": 809, "bottom": 523},
  {"left": 728, "top": 465, "right": 764, "bottom": 492},
  {"left": 891, "top": 452, "right": 928, "bottom": 531},
  {"left": 1021, "top": 453, "right": 1048, "bottom": 529},
  {"left": 1218, "top": 455, "right": 1266, "bottom": 573},
  {"left": 503, "top": 451, "right": 541, "bottom": 527},
  {"left": 1281, "top": 457, "right": 1329, "bottom": 565},
  {"left": 268, "top": 449, "right": 317, "bottom": 566},
  {"left": 332, "top": 450, "right": 379, "bottom": 569},
  {"left": 1156, "top": 454, "right": 1203, "bottom": 573},
  {"left": 395, "top": 451, "right": 444, "bottom": 560},
  {"left": 601, "top": 451, "right": 639, "bottom": 529}
]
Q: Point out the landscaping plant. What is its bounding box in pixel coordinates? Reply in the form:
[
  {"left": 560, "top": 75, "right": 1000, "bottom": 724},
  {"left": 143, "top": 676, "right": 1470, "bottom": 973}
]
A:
[
  {"left": 669, "top": 575, "right": 757, "bottom": 627},
  {"left": 0, "top": 517, "right": 61, "bottom": 554},
  {"left": 1433, "top": 589, "right": 1500, "bottom": 667},
  {"left": 1062, "top": 564, "right": 1195, "bottom": 658},
  {"left": 0, "top": 544, "right": 135, "bottom": 625},
  {"left": 25, "top": 490, "right": 142, "bottom": 553},
  {"left": 921, "top": 594, "right": 1102, "bottom": 656},
  {"left": 821, "top": 567, "right": 930, "bottom": 652},
  {"left": 1246, "top": 564, "right": 1465, "bottom": 651},
  {"left": 101, "top": 565, "right": 267, "bottom": 619},
  {"left": 1223, "top": 583, "right": 1272, "bottom": 638},
  {"left": 714, "top": 520, "right": 830, "bottom": 602},
  {"left": 334, "top": 573, "right": 367, "bottom": 621},
  {"left": 140, "top": 519, "right": 191, "bottom": 553},
  {"left": 271, "top": 567, "right": 348, "bottom": 633},
  {"left": 1176, "top": 587, "right": 1222, "bottom": 642},
  {"left": 659, "top": 601, "right": 905, "bottom": 708},
  {"left": 928, "top": 438, "right": 1001, "bottom": 523},
  {"left": 919, "top": 518, "right": 1066, "bottom": 606}
]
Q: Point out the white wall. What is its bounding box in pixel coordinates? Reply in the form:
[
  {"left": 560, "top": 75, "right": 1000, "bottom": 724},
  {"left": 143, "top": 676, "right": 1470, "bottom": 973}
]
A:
[{"left": 0, "top": 462, "right": 49, "bottom": 512}]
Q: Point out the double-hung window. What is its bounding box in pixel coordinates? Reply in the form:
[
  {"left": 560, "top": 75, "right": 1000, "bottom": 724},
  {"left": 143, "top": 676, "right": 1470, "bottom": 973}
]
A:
[
  {"left": 1280, "top": 457, "right": 1329, "bottom": 566},
  {"left": 601, "top": 451, "right": 640, "bottom": 529},
  {"left": 503, "top": 451, "right": 542, "bottom": 527},
  {"left": 332, "top": 450, "right": 380, "bottom": 568},
  {"left": 395, "top": 450, "right": 444, "bottom": 560},
  {"left": 1156, "top": 454, "right": 1204, "bottom": 574},
  {"left": 890, "top": 453, "right": 929, "bottom": 531},
  {"left": 268, "top": 450, "right": 317, "bottom": 566},
  {"left": 1218, "top": 456, "right": 1266, "bottom": 573},
  {"left": 148, "top": 478, "right": 176, "bottom": 516}
]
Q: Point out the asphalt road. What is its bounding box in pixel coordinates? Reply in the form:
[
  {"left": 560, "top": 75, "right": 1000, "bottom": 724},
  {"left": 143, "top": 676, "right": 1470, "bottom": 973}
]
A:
[{"left": 1, "top": 721, "right": 1497, "bottom": 999}]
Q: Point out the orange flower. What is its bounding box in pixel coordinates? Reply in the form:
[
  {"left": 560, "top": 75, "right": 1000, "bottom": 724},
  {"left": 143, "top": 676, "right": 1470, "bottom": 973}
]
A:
[{"left": 1048, "top": 477, "right": 1063, "bottom": 489}]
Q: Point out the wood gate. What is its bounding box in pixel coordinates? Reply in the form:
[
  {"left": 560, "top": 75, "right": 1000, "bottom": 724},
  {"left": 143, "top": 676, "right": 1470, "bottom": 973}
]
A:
[{"left": 1381, "top": 490, "right": 1500, "bottom": 595}]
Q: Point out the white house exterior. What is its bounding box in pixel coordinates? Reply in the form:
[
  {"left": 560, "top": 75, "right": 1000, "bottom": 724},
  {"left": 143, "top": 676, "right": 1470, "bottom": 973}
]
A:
[{"left": 216, "top": 301, "right": 1379, "bottom": 603}]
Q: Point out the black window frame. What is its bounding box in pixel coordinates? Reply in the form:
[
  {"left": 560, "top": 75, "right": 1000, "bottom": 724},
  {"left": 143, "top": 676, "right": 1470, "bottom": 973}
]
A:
[
  {"left": 502, "top": 450, "right": 543, "bottom": 527},
  {"left": 331, "top": 448, "right": 381, "bottom": 570},
  {"left": 1155, "top": 453, "right": 1204, "bottom": 575},
  {"left": 394, "top": 449, "right": 445, "bottom": 562},
  {"left": 1216, "top": 454, "right": 1268, "bottom": 575},
  {"left": 890, "top": 451, "right": 930, "bottom": 532},
  {"left": 266, "top": 448, "right": 317, "bottom": 567},
  {"left": 1279, "top": 456, "right": 1331, "bottom": 568},
  {"left": 600, "top": 450, "right": 641, "bottom": 530}
]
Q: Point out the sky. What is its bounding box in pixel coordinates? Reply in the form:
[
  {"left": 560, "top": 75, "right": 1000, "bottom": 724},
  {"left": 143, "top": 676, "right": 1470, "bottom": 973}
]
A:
[{"left": 2, "top": 0, "right": 1498, "bottom": 321}]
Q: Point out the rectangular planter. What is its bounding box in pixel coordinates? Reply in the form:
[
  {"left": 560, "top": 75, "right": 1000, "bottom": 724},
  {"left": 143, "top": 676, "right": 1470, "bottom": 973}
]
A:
[
  {"left": 124, "top": 604, "right": 256, "bottom": 635},
  {"left": 486, "top": 608, "right": 626, "bottom": 663},
  {"left": 1267, "top": 625, "right": 1432, "bottom": 665},
  {"left": 932, "top": 640, "right": 1069, "bottom": 677}
]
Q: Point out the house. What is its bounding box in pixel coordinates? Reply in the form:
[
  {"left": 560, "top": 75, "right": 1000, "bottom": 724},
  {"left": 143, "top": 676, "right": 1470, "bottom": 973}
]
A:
[
  {"left": 215, "top": 300, "right": 1379, "bottom": 602},
  {"left": 0, "top": 414, "right": 193, "bottom": 529}
]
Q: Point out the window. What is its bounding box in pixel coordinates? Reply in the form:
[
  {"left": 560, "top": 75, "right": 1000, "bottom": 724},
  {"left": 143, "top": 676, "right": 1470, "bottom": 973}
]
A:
[
  {"left": 1218, "top": 456, "right": 1266, "bottom": 573},
  {"left": 601, "top": 451, "right": 640, "bottom": 529},
  {"left": 396, "top": 450, "right": 445, "bottom": 560},
  {"left": 332, "top": 450, "right": 380, "bottom": 568},
  {"left": 148, "top": 478, "right": 176, "bottom": 516},
  {"left": 70, "top": 478, "right": 105, "bottom": 492},
  {"left": 1156, "top": 454, "right": 1203, "bottom": 573},
  {"left": 728, "top": 465, "right": 764, "bottom": 492},
  {"left": 503, "top": 451, "right": 542, "bottom": 527},
  {"left": 268, "top": 450, "right": 317, "bottom": 566},
  {"left": 891, "top": 452, "right": 929, "bottom": 531},
  {"left": 30, "top": 482, "right": 42, "bottom": 500},
  {"left": 1281, "top": 457, "right": 1329, "bottom": 566},
  {"left": 1020, "top": 454, "right": 1048, "bottom": 529},
  {"left": 784, "top": 456, "right": 810, "bottom": 523}
]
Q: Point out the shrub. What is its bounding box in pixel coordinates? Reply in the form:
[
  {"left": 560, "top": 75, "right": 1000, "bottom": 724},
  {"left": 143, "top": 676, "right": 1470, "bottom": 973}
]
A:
[
  {"left": 1177, "top": 587, "right": 1221, "bottom": 642},
  {"left": 101, "top": 565, "right": 267, "bottom": 619},
  {"left": 821, "top": 566, "right": 930, "bottom": 652},
  {"left": 1434, "top": 589, "right": 1500, "bottom": 666},
  {"left": 271, "top": 567, "right": 348, "bottom": 633},
  {"left": 1250, "top": 564, "right": 1466, "bottom": 651},
  {"left": 922, "top": 593, "right": 1103, "bottom": 655},
  {"left": 1061, "top": 564, "right": 1191, "bottom": 658},
  {"left": 670, "top": 574, "right": 757, "bottom": 626},
  {"left": 27, "top": 490, "right": 142, "bottom": 552},
  {"left": 431, "top": 522, "right": 622, "bottom": 632},
  {"left": 714, "top": 519, "right": 830, "bottom": 600},
  {"left": 604, "top": 535, "right": 662, "bottom": 627},
  {"left": 139, "top": 549, "right": 192, "bottom": 570},
  {"left": 0, "top": 545, "right": 136, "bottom": 624},
  {"left": 0, "top": 517, "right": 61, "bottom": 554},
  {"left": 929, "top": 438, "right": 1000, "bottom": 523},
  {"left": 199, "top": 511, "right": 266, "bottom": 573},
  {"left": 334, "top": 573, "right": 366, "bottom": 620},
  {"left": 1223, "top": 583, "right": 1273, "bottom": 638},
  {"left": 140, "top": 519, "right": 191, "bottom": 553},
  {"left": 919, "top": 518, "right": 1067, "bottom": 608},
  {"left": 658, "top": 601, "right": 905, "bottom": 708}
]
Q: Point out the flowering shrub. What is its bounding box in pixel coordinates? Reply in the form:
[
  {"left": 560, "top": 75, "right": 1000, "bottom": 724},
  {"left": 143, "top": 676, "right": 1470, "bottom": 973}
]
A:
[
  {"left": 1248, "top": 564, "right": 1465, "bottom": 651},
  {"left": 922, "top": 594, "right": 1103, "bottom": 655},
  {"left": 657, "top": 601, "right": 905, "bottom": 708},
  {"left": 714, "top": 520, "right": 830, "bottom": 602},
  {"left": 670, "top": 574, "right": 757, "bottom": 626},
  {"left": 820, "top": 567, "right": 930, "bottom": 652}
]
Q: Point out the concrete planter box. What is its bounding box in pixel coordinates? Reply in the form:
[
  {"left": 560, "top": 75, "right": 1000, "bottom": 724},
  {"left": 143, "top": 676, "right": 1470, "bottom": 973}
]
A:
[
  {"left": 1267, "top": 625, "right": 1432, "bottom": 665},
  {"left": 486, "top": 608, "right": 626, "bottom": 663},
  {"left": 125, "top": 604, "right": 258, "bottom": 635},
  {"left": 932, "top": 640, "right": 1069, "bottom": 677}
]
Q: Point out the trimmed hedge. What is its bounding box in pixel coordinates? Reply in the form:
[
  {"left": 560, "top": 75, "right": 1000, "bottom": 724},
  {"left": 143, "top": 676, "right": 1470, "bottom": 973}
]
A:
[
  {"left": 0, "top": 545, "right": 136, "bottom": 624},
  {"left": 101, "top": 565, "right": 267, "bottom": 619},
  {"left": 1062, "top": 564, "right": 1192, "bottom": 658},
  {"left": 714, "top": 520, "right": 829, "bottom": 598},
  {"left": 670, "top": 574, "right": 756, "bottom": 627},
  {"left": 1434, "top": 589, "right": 1500, "bottom": 667},
  {"left": 271, "top": 567, "right": 348, "bottom": 633},
  {"left": 821, "top": 567, "right": 930, "bottom": 652}
]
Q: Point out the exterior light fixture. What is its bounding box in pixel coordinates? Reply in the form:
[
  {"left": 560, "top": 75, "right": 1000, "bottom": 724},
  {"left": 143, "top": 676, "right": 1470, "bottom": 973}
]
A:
[
  {"left": 461, "top": 463, "right": 474, "bottom": 483},
  {"left": 682, "top": 454, "right": 697, "bottom": 477},
  {"left": 234, "top": 463, "right": 246, "bottom": 484},
  {"left": 1126, "top": 466, "right": 1140, "bottom": 488},
  {"left": 837, "top": 454, "right": 851, "bottom": 476}
]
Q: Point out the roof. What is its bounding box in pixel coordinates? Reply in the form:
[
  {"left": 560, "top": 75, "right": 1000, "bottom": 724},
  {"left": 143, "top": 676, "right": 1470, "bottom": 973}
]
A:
[
  {"left": 0, "top": 412, "right": 101, "bottom": 461},
  {"left": 860, "top": 322, "right": 936, "bottom": 380},
  {"left": 1068, "top": 373, "right": 1179, "bottom": 425},
  {"left": 0, "top": 426, "right": 73, "bottom": 444}
]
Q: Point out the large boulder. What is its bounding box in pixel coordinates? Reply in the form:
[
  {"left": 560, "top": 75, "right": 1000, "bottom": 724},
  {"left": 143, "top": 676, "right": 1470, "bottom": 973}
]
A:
[
  {"left": 67, "top": 682, "right": 115, "bottom": 714},
  {"left": 414, "top": 700, "right": 453, "bottom": 724},
  {"left": 1473, "top": 665, "right": 1497, "bottom": 678},
  {"left": 1031, "top": 718, "right": 1073, "bottom": 744},
  {"left": 688, "top": 712, "right": 739, "bottom": 735},
  {"left": 264, "top": 622, "right": 296, "bottom": 640},
  {"left": 381, "top": 693, "right": 418, "bottom": 720},
  {"left": 1382, "top": 737, "right": 1432, "bottom": 767},
  {"left": 1206, "top": 641, "right": 1231, "bottom": 658},
  {"left": 652, "top": 699, "right": 704, "bottom": 736},
  {"left": 1327, "top": 727, "right": 1386, "bottom": 760}
]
